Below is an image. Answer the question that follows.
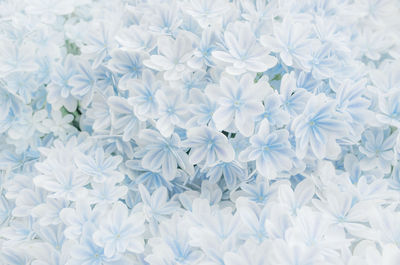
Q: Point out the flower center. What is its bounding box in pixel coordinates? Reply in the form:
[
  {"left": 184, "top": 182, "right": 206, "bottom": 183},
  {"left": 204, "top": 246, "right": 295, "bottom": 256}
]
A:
[{"left": 233, "top": 100, "right": 242, "bottom": 108}]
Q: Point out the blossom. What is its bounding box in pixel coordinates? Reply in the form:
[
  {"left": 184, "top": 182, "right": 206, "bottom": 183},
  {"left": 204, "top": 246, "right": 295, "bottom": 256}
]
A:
[
  {"left": 260, "top": 18, "right": 317, "bottom": 71},
  {"left": 188, "top": 28, "right": 219, "bottom": 69},
  {"left": 201, "top": 160, "right": 246, "bottom": 189},
  {"left": 115, "top": 25, "right": 156, "bottom": 53},
  {"left": 359, "top": 128, "right": 397, "bottom": 173},
  {"left": 80, "top": 22, "right": 118, "bottom": 68},
  {"left": 138, "top": 184, "right": 180, "bottom": 232},
  {"left": 69, "top": 60, "right": 96, "bottom": 108},
  {"left": 46, "top": 54, "right": 78, "bottom": 112},
  {"left": 377, "top": 90, "right": 400, "bottom": 128},
  {"left": 75, "top": 147, "right": 124, "bottom": 183},
  {"left": 135, "top": 129, "right": 194, "bottom": 180},
  {"left": 144, "top": 35, "right": 193, "bottom": 81},
  {"left": 292, "top": 94, "right": 345, "bottom": 159},
  {"left": 5, "top": 72, "right": 37, "bottom": 104},
  {"left": 187, "top": 88, "right": 217, "bottom": 127},
  {"left": 183, "top": 0, "right": 230, "bottom": 28},
  {"left": 108, "top": 96, "right": 143, "bottom": 141},
  {"left": 0, "top": 40, "right": 38, "bottom": 77},
  {"left": 257, "top": 92, "right": 290, "bottom": 128},
  {"left": 183, "top": 126, "right": 235, "bottom": 166},
  {"left": 206, "top": 73, "right": 267, "bottom": 136},
  {"left": 34, "top": 165, "right": 89, "bottom": 201},
  {"left": 240, "top": 120, "right": 294, "bottom": 178},
  {"left": 107, "top": 50, "right": 146, "bottom": 87},
  {"left": 146, "top": 214, "right": 202, "bottom": 265},
  {"left": 213, "top": 21, "right": 277, "bottom": 75},
  {"left": 88, "top": 180, "right": 128, "bottom": 205},
  {"left": 126, "top": 69, "right": 160, "bottom": 120},
  {"left": 334, "top": 78, "right": 372, "bottom": 140},
  {"left": 279, "top": 72, "right": 310, "bottom": 117},
  {"left": 2, "top": 0, "right": 400, "bottom": 263},
  {"left": 155, "top": 88, "right": 188, "bottom": 137},
  {"left": 93, "top": 202, "right": 145, "bottom": 257},
  {"left": 59, "top": 199, "right": 101, "bottom": 240},
  {"left": 69, "top": 225, "right": 122, "bottom": 265}
]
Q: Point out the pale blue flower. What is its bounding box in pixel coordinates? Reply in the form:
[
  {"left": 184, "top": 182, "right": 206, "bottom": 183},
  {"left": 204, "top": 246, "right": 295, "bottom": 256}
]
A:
[
  {"left": 155, "top": 88, "right": 188, "bottom": 137},
  {"left": 240, "top": 120, "right": 294, "bottom": 178},
  {"left": 260, "top": 19, "right": 317, "bottom": 71},
  {"left": 146, "top": 215, "right": 202, "bottom": 265},
  {"left": 187, "top": 88, "right": 217, "bottom": 127},
  {"left": 60, "top": 199, "right": 101, "bottom": 240},
  {"left": 108, "top": 96, "right": 143, "bottom": 141},
  {"left": 88, "top": 180, "right": 128, "bottom": 205},
  {"left": 183, "top": 0, "right": 230, "bottom": 27},
  {"left": 46, "top": 54, "right": 78, "bottom": 112},
  {"left": 335, "top": 79, "right": 372, "bottom": 141},
  {"left": 236, "top": 198, "right": 269, "bottom": 242},
  {"left": 144, "top": 35, "right": 193, "bottom": 81},
  {"left": 86, "top": 93, "right": 111, "bottom": 132},
  {"left": 183, "top": 126, "right": 234, "bottom": 166},
  {"left": 80, "top": 22, "right": 118, "bottom": 68},
  {"left": 278, "top": 179, "right": 315, "bottom": 215},
  {"left": 75, "top": 147, "right": 123, "bottom": 183},
  {"left": 5, "top": 72, "right": 37, "bottom": 104},
  {"left": 107, "top": 50, "right": 146, "bottom": 87},
  {"left": 213, "top": 21, "right": 277, "bottom": 75},
  {"left": 359, "top": 127, "right": 397, "bottom": 174},
  {"left": 206, "top": 73, "right": 266, "bottom": 137},
  {"left": 0, "top": 39, "right": 38, "bottom": 77},
  {"left": 69, "top": 60, "right": 96, "bottom": 108},
  {"left": 116, "top": 25, "right": 157, "bottom": 52},
  {"left": 69, "top": 224, "right": 122, "bottom": 265},
  {"left": 34, "top": 165, "right": 89, "bottom": 201},
  {"left": 279, "top": 72, "right": 310, "bottom": 116},
  {"left": 169, "top": 70, "right": 208, "bottom": 100},
  {"left": 344, "top": 154, "right": 362, "bottom": 184},
  {"left": 256, "top": 92, "right": 290, "bottom": 128},
  {"left": 201, "top": 160, "right": 246, "bottom": 189},
  {"left": 136, "top": 129, "right": 194, "bottom": 180},
  {"left": 35, "top": 224, "right": 66, "bottom": 250},
  {"left": 139, "top": 184, "right": 180, "bottom": 232},
  {"left": 377, "top": 90, "right": 400, "bottom": 128},
  {"left": 93, "top": 202, "right": 145, "bottom": 257},
  {"left": 309, "top": 43, "right": 338, "bottom": 80},
  {"left": 147, "top": 3, "right": 182, "bottom": 36},
  {"left": 0, "top": 216, "right": 35, "bottom": 241},
  {"left": 188, "top": 28, "right": 219, "bottom": 69},
  {"left": 127, "top": 69, "right": 160, "bottom": 121},
  {"left": 125, "top": 159, "right": 173, "bottom": 192},
  {"left": 292, "top": 94, "right": 345, "bottom": 159},
  {"left": 238, "top": 179, "right": 276, "bottom": 204},
  {"left": 30, "top": 197, "right": 68, "bottom": 226}
]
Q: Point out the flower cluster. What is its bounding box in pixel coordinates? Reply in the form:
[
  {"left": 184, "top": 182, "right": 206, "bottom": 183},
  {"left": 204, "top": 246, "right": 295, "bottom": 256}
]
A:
[{"left": 1, "top": 0, "right": 400, "bottom": 264}]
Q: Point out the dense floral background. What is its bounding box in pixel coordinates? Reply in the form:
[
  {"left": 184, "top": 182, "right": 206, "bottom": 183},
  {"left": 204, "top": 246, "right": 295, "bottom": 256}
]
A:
[{"left": 1, "top": 0, "right": 400, "bottom": 264}]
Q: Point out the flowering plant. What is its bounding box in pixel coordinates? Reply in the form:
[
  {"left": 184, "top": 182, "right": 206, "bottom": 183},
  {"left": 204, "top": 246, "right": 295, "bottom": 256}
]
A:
[{"left": 1, "top": 0, "right": 400, "bottom": 264}]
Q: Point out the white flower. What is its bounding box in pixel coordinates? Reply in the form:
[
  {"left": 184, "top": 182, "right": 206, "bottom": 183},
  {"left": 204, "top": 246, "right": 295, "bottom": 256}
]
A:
[
  {"left": 213, "top": 21, "right": 277, "bottom": 75},
  {"left": 144, "top": 35, "right": 193, "bottom": 81},
  {"left": 93, "top": 202, "right": 145, "bottom": 257}
]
